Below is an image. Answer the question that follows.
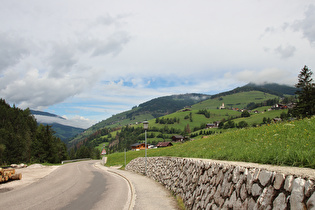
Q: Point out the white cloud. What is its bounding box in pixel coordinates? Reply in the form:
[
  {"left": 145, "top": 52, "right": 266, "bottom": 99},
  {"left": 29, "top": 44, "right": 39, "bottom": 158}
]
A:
[
  {"left": 0, "top": 33, "right": 30, "bottom": 72},
  {"left": 292, "top": 4, "right": 315, "bottom": 45},
  {"left": 226, "top": 68, "right": 296, "bottom": 85},
  {"left": 34, "top": 114, "right": 95, "bottom": 129},
  {"left": 274, "top": 45, "right": 296, "bottom": 59},
  {"left": 1, "top": 1, "right": 315, "bottom": 124}
]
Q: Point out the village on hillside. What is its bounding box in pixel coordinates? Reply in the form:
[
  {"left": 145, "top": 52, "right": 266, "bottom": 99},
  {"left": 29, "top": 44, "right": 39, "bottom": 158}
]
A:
[{"left": 129, "top": 101, "right": 294, "bottom": 152}]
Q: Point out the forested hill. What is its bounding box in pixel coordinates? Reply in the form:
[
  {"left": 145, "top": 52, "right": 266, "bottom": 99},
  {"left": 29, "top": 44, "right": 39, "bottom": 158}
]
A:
[
  {"left": 30, "top": 110, "right": 85, "bottom": 142},
  {"left": 0, "top": 99, "right": 68, "bottom": 164},
  {"left": 211, "top": 83, "right": 297, "bottom": 99},
  {"left": 137, "top": 93, "right": 210, "bottom": 117}
]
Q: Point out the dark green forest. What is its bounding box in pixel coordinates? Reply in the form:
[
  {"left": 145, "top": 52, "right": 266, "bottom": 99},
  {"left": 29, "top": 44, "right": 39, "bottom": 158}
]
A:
[
  {"left": 136, "top": 93, "right": 210, "bottom": 118},
  {"left": 0, "top": 99, "right": 68, "bottom": 165}
]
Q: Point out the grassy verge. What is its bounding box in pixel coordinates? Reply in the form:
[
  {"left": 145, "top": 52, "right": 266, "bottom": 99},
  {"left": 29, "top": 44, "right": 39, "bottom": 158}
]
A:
[{"left": 106, "top": 117, "right": 315, "bottom": 169}]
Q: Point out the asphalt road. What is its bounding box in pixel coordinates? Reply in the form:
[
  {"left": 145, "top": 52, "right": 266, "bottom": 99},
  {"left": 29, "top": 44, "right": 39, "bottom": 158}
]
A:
[{"left": 0, "top": 160, "right": 130, "bottom": 210}]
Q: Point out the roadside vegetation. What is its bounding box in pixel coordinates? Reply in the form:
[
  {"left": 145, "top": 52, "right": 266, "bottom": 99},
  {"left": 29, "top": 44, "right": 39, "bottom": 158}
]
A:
[{"left": 106, "top": 116, "right": 315, "bottom": 169}]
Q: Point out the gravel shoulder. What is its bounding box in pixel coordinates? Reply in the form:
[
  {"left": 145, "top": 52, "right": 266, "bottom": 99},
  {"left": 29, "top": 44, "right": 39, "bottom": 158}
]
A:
[{"left": 0, "top": 164, "right": 60, "bottom": 191}]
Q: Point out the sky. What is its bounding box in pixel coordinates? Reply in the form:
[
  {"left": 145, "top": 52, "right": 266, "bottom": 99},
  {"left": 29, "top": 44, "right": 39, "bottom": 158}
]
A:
[{"left": 1, "top": 0, "right": 315, "bottom": 129}]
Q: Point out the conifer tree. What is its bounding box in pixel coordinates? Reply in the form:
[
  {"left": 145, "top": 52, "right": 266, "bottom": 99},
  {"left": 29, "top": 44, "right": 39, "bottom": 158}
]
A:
[{"left": 294, "top": 65, "right": 315, "bottom": 118}]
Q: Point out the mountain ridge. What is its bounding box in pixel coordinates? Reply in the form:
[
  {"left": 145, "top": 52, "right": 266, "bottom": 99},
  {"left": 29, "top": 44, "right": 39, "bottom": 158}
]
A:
[
  {"left": 30, "top": 110, "right": 85, "bottom": 142},
  {"left": 211, "top": 83, "right": 296, "bottom": 99}
]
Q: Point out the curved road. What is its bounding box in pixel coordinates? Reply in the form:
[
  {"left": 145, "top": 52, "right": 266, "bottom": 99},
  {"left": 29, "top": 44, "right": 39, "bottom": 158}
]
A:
[{"left": 0, "top": 160, "right": 130, "bottom": 210}]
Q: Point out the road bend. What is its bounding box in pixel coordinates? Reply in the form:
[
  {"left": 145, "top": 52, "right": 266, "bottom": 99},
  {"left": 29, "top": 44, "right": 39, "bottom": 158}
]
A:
[{"left": 0, "top": 160, "right": 130, "bottom": 210}]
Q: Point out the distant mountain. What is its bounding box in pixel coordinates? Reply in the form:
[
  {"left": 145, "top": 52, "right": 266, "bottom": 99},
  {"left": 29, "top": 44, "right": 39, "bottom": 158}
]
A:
[
  {"left": 42, "top": 123, "right": 84, "bottom": 142},
  {"left": 30, "top": 110, "right": 84, "bottom": 143},
  {"left": 211, "top": 83, "right": 296, "bottom": 99},
  {"left": 30, "top": 110, "right": 66, "bottom": 119}
]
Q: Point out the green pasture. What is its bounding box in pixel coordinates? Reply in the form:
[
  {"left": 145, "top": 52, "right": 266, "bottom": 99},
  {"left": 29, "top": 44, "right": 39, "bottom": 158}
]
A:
[
  {"left": 233, "top": 109, "right": 287, "bottom": 125},
  {"left": 106, "top": 117, "right": 315, "bottom": 169},
  {"left": 192, "top": 91, "right": 278, "bottom": 110}
]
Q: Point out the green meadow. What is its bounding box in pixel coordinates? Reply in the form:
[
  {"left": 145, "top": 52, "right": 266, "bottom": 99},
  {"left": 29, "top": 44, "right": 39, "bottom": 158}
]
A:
[
  {"left": 106, "top": 117, "right": 315, "bottom": 169},
  {"left": 192, "top": 91, "right": 277, "bottom": 110}
]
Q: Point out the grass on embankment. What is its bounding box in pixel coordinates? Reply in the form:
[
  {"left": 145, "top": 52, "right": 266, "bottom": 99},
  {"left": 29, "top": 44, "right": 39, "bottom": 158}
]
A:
[{"left": 106, "top": 117, "right": 315, "bottom": 169}]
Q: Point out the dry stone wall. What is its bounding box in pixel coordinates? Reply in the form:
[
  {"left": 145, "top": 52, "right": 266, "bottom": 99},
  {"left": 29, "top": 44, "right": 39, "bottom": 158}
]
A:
[{"left": 126, "top": 157, "right": 315, "bottom": 209}]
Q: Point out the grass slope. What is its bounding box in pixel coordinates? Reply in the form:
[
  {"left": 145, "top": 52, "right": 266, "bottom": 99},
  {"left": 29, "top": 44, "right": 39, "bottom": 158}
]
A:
[
  {"left": 193, "top": 91, "right": 277, "bottom": 110},
  {"left": 121, "top": 91, "right": 282, "bottom": 137},
  {"left": 69, "top": 94, "right": 208, "bottom": 145},
  {"left": 106, "top": 117, "right": 315, "bottom": 169},
  {"left": 91, "top": 91, "right": 286, "bottom": 150}
]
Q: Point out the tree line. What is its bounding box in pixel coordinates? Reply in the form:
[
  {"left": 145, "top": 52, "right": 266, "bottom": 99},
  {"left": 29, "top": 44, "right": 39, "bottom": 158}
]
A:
[
  {"left": 0, "top": 99, "right": 68, "bottom": 165},
  {"left": 155, "top": 117, "right": 180, "bottom": 124}
]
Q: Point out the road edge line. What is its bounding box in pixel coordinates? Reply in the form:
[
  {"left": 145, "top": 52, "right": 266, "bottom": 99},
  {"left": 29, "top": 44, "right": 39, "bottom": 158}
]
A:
[{"left": 94, "top": 162, "right": 135, "bottom": 210}]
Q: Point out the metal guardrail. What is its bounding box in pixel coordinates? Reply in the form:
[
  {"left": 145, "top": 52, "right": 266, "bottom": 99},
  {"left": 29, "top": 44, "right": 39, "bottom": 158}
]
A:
[{"left": 61, "top": 158, "right": 91, "bottom": 164}]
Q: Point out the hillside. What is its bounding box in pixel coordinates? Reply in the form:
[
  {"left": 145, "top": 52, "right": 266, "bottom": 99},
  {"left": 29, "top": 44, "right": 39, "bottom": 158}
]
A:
[
  {"left": 85, "top": 98, "right": 294, "bottom": 154},
  {"left": 42, "top": 123, "right": 84, "bottom": 142},
  {"left": 106, "top": 116, "right": 315, "bottom": 169},
  {"left": 69, "top": 93, "right": 210, "bottom": 145},
  {"left": 71, "top": 83, "right": 296, "bottom": 150}
]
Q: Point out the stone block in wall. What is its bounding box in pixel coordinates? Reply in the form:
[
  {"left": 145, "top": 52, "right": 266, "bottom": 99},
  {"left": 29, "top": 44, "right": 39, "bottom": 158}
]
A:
[
  {"left": 233, "top": 197, "right": 244, "bottom": 209},
  {"left": 252, "top": 183, "right": 263, "bottom": 197},
  {"left": 307, "top": 193, "right": 315, "bottom": 209},
  {"left": 192, "top": 172, "right": 198, "bottom": 183},
  {"left": 211, "top": 203, "right": 219, "bottom": 210},
  {"left": 240, "top": 183, "right": 247, "bottom": 201},
  {"left": 213, "top": 163, "right": 220, "bottom": 174},
  {"left": 186, "top": 196, "right": 194, "bottom": 209},
  {"left": 235, "top": 177, "right": 244, "bottom": 197},
  {"left": 305, "top": 179, "right": 314, "bottom": 197},
  {"left": 205, "top": 202, "right": 212, "bottom": 210},
  {"left": 274, "top": 173, "right": 285, "bottom": 190},
  {"left": 258, "top": 170, "right": 274, "bottom": 187},
  {"left": 247, "top": 169, "right": 254, "bottom": 195},
  {"left": 232, "top": 166, "right": 240, "bottom": 183},
  {"left": 290, "top": 177, "right": 306, "bottom": 209},
  {"left": 210, "top": 175, "right": 216, "bottom": 185},
  {"left": 255, "top": 185, "right": 275, "bottom": 209},
  {"left": 284, "top": 175, "right": 294, "bottom": 192},
  {"left": 207, "top": 165, "right": 214, "bottom": 177},
  {"left": 227, "top": 190, "right": 237, "bottom": 208},
  {"left": 253, "top": 168, "right": 260, "bottom": 182},
  {"left": 221, "top": 178, "right": 233, "bottom": 197},
  {"left": 214, "top": 184, "right": 224, "bottom": 207},
  {"left": 216, "top": 170, "right": 224, "bottom": 186},
  {"left": 248, "top": 197, "right": 256, "bottom": 210},
  {"left": 273, "top": 192, "right": 287, "bottom": 210}
]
